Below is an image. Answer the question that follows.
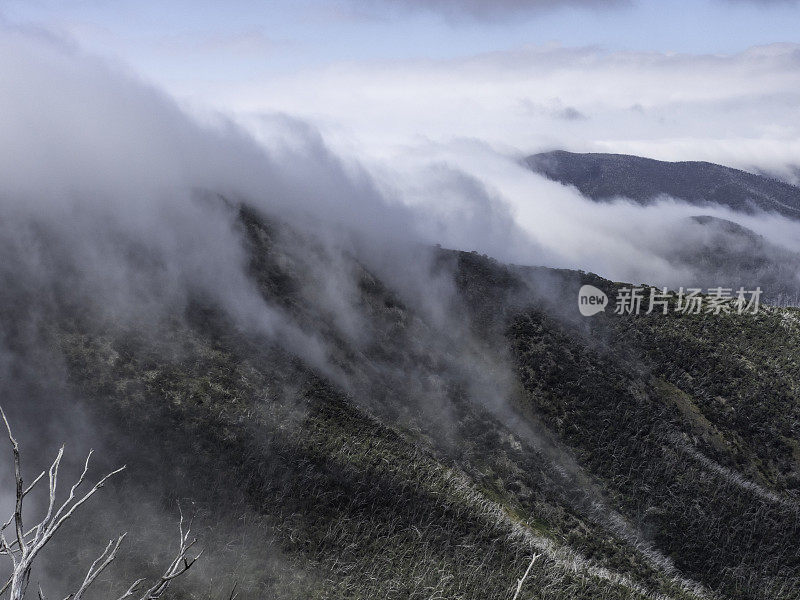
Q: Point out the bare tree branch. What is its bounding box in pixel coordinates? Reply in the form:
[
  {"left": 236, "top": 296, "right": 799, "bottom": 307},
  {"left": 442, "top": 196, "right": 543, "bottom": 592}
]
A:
[
  {"left": 114, "top": 579, "right": 145, "bottom": 600},
  {"left": 65, "top": 534, "right": 127, "bottom": 600},
  {"left": 0, "top": 406, "right": 201, "bottom": 600},
  {"left": 0, "top": 405, "right": 127, "bottom": 600},
  {"left": 0, "top": 407, "right": 200, "bottom": 600},
  {"left": 131, "top": 511, "right": 203, "bottom": 600},
  {"left": 511, "top": 552, "right": 541, "bottom": 600},
  {"left": 1, "top": 406, "right": 28, "bottom": 567}
]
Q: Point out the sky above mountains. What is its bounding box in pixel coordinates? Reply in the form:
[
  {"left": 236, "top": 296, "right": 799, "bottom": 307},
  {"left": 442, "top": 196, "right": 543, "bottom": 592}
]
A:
[
  {"left": 3, "top": 0, "right": 799, "bottom": 174},
  {"left": 4, "top": 0, "right": 800, "bottom": 70}
]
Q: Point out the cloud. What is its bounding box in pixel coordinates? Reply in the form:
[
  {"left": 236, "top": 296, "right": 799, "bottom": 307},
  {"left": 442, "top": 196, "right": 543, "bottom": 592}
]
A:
[
  {"left": 723, "top": 0, "right": 799, "bottom": 4},
  {"left": 0, "top": 25, "right": 387, "bottom": 374},
  {"left": 4, "top": 20, "right": 800, "bottom": 347},
  {"left": 0, "top": 23, "right": 550, "bottom": 376},
  {"left": 352, "top": 0, "right": 630, "bottom": 20},
  {"left": 212, "top": 40, "right": 800, "bottom": 294},
  {"left": 556, "top": 106, "right": 588, "bottom": 121},
  {"left": 358, "top": 0, "right": 795, "bottom": 19},
  {"left": 222, "top": 42, "right": 800, "bottom": 182}
]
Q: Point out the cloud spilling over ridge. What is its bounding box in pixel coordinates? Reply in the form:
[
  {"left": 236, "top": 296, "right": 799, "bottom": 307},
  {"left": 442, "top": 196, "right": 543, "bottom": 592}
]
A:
[
  {"left": 4, "top": 23, "right": 800, "bottom": 329},
  {"left": 367, "top": 136, "right": 800, "bottom": 291},
  {"left": 0, "top": 26, "right": 416, "bottom": 371},
  {"left": 0, "top": 28, "right": 423, "bottom": 243},
  {"left": 0, "top": 24, "right": 562, "bottom": 395},
  {"left": 224, "top": 37, "right": 800, "bottom": 297}
]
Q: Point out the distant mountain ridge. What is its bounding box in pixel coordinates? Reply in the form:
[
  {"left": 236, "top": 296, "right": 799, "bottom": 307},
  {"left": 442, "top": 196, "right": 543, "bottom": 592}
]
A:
[{"left": 525, "top": 150, "right": 800, "bottom": 219}]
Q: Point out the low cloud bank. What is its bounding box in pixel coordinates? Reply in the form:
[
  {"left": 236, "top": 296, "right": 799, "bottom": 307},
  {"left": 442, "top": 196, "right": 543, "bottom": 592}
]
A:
[{"left": 3, "top": 25, "right": 800, "bottom": 342}]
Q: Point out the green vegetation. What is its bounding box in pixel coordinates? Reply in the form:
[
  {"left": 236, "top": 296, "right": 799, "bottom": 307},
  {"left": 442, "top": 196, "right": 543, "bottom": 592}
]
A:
[{"left": 13, "top": 207, "right": 798, "bottom": 599}]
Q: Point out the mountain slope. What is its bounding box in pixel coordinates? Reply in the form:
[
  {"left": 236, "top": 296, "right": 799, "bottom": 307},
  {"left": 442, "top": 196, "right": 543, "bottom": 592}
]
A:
[
  {"left": 2, "top": 204, "right": 799, "bottom": 600},
  {"left": 525, "top": 150, "right": 800, "bottom": 218},
  {"left": 666, "top": 215, "right": 800, "bottom": 304}
]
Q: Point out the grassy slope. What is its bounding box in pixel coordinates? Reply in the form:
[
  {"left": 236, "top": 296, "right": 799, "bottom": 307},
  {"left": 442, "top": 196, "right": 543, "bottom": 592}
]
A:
[
  {"left": 507, "top": 276, "right": 800, "bottom": 600},
  {"left": 32, "top": 207, "right": 800, "bottom": 600}
]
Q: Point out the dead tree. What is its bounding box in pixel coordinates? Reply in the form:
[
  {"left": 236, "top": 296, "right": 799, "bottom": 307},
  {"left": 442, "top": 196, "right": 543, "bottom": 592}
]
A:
[
  {"left": 511, "top": 553, "right": 541, "bottom": 600},
  {"left": 0, "top": 407, "right": 201, "bottom": 600}
]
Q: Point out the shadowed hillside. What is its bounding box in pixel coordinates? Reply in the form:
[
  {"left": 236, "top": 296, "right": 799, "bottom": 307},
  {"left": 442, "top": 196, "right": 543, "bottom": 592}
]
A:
[{"left": 525, "top": 151, "right": 800, "bottom": 219}]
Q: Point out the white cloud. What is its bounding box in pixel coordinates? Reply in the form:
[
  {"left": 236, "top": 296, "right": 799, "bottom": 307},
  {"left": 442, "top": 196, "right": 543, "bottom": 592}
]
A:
[
  {"left": 352, "top": 0, "right": 798, "bottom": 20},
  {"left": 350, "top": 0, "right": 631, "bottom": 20},
  {"left": 205, "top": 41, "right": 800, "bottom": 289},
  {"left": 210, "top": 43, "right": 800, "bottom": 181},
  {"left": 3, "top": 23, "right": 800, "bottom": 319}
]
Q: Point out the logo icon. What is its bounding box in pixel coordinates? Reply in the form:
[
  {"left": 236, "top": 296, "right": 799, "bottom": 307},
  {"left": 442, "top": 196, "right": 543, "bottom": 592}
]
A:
[{"left": 578, "top": 285, "right": 608, "bottom": 317}]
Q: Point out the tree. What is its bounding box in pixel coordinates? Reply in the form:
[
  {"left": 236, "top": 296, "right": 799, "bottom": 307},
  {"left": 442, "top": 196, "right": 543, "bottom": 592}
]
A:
[{"left": 0, "top": 407, "right": 201, "bottom": 600}]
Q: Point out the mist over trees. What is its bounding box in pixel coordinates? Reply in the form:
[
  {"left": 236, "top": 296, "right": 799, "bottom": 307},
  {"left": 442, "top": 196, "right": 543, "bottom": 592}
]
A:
[{"left": 0, "top": 9, "right": 798, "bottom": 600}]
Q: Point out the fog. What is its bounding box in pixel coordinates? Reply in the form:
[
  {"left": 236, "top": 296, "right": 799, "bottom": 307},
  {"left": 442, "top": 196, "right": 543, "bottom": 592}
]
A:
[
  {"left": 1, "top": 21, "right": 799, "bottom": 599},
  {"left": 1, "top": 19, "right": 799, "bottom": 431}
]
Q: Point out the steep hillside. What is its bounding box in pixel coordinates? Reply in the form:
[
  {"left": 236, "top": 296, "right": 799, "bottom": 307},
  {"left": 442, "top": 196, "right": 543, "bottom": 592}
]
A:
[
  {"left": 666, "top": 215, "right": 800, "bottom": 304},
  {"left": 1, "top": 204, "right": 799, "bottom": 600}
]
